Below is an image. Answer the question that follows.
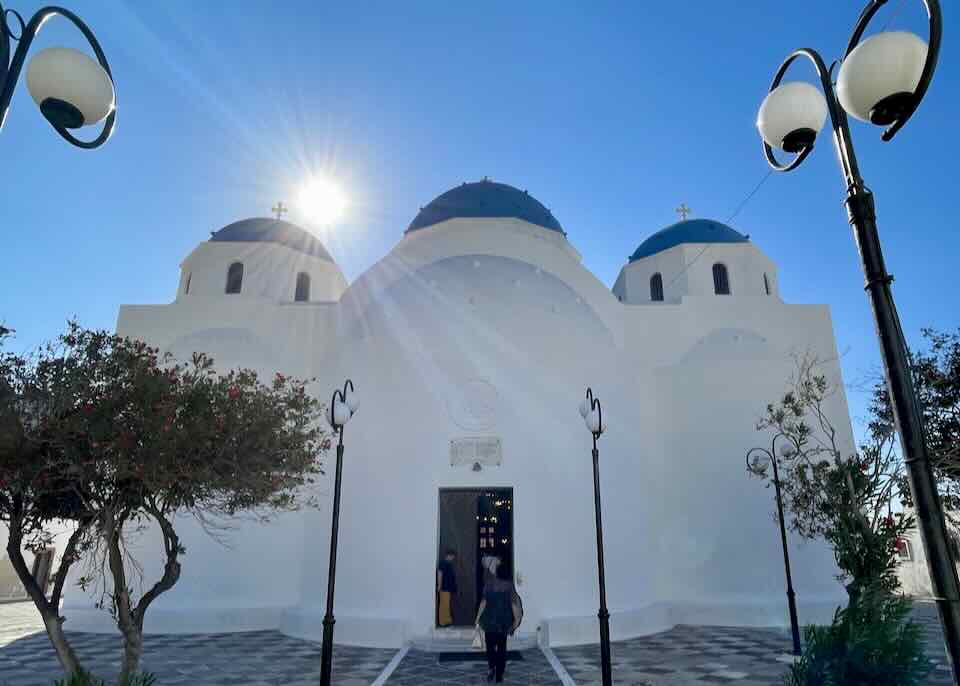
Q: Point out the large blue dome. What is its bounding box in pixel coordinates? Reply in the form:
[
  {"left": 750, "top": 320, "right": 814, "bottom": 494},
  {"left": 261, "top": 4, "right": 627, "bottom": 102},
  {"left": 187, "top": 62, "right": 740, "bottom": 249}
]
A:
[
  {"left": 629, "top": 219, "right": 748, "bottom": 262},
  {"left": 406, "top": 180, "right": 565, "bottom": 234},
  {"left": 210, "top": 218, "right": 333, "bottom": 261}
]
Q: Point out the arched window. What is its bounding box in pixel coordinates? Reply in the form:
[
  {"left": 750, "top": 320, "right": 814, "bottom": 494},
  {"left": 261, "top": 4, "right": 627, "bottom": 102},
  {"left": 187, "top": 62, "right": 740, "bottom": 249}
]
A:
[
  {"left": 713, "top": 263, "right": 730, "bottom": 295},
  {"left": 650, "top": 273, "right": 664, "bottom": 302},
  {"left": 184, "top": 273, "right": 192, "bottom": 295},
  {"left": 763, "top": 273, "right": 771, "bottom": 296},
  {"left": 295, "top": 272, "right": 311, "bottom": 302},
  {"left": 226, "top": 262, "right": 244, "bottom": 294}
]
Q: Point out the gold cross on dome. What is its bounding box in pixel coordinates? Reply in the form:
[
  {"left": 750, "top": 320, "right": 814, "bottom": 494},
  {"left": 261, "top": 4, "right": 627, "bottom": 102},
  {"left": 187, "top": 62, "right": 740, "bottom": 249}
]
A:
[
  {"left": 676, "top": 203, "right": 692, "bottom": 221},
  {"left": 271, "top": 201, "right": 288, "bottom": 219}
]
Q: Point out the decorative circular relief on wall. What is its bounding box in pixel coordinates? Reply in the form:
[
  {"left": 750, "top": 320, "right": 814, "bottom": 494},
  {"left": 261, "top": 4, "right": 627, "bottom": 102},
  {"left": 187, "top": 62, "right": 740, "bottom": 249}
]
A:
[{"left": 447, "top": 378, "right": 499, "bottom": 431}]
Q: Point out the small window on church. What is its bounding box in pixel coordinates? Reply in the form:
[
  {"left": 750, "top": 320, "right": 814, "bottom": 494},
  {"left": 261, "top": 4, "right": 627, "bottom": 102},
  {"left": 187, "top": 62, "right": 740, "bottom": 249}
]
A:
[
  {"left": 713, "top": 263, "right": 730, "bottom": 295},
  {"left": 184, "top": 273, "right": 192, "bottom": 295},
  {"left": 650, "top": 273, "right": 664, "bottom": 302},
  {"left": 896, "top": 538, "right": 913, "bottom": 561},
  {"left": 226, "top": 262, "right": 243, "bottom": 294},
  {"left": 295, "top": 272, "right": 310, "bottom": 302},
  {"left": 763, "top": 273, "right": 771, "bottom": 296}
]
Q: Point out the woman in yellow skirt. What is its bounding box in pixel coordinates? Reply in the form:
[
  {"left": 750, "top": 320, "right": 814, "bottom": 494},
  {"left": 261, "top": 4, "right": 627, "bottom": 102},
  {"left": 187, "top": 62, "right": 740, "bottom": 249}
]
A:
[{"left": 437, "top": 549, "right": 458, "bottom": 626}]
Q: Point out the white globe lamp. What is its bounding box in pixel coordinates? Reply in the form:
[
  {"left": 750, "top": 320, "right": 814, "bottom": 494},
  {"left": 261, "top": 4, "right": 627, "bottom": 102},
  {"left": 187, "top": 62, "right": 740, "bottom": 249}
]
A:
[
  {"left": 26, "top": 47, "right": 115, "bottom": 129},
  {"left": 757, "top": 81, "right": 828, "bottom": 153},
  {"left": 837, "top": 31, "right": 927, "bottom": 125}
]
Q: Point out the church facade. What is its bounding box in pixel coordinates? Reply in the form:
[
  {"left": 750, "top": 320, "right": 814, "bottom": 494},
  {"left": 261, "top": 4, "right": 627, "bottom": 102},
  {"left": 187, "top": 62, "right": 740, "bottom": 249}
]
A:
[{"left": 61, "top": 180, "right": 853, "bottom": 647}]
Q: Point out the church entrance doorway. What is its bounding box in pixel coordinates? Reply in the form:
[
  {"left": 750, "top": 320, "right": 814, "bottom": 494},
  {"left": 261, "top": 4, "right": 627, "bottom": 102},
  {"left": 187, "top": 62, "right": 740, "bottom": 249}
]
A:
[{"left": 436, "top": 488, "right": 514, "bottom": 628}]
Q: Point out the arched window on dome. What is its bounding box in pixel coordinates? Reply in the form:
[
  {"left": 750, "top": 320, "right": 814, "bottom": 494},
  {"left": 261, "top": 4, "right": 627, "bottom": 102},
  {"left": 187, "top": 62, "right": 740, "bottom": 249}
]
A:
[
  {"left": 295, "top": 272, "right": 310, "bottom": 302},
  {"left": 650, "top": 273, "right": 664, "bottom": 302},
  {"left": 226, "top": 262, "right": 244, "bottom": 294},
  {"left": 763, "top": 272, "right": 771, "bottom": 296},
  {"left": 713, "top": 263, "right": 730, "bottom": 295},
  {"left": 184, "top": 273, "right": 192, "bottom": 295}
]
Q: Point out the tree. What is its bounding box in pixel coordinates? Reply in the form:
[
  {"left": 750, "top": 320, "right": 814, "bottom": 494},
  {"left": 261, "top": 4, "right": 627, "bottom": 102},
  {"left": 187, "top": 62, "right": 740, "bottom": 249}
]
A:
[
  {"left": 869, "top": 328, "right": 960, "bottom": 526},
  {"left": 747, "top": 353, "right": 911, "bottom": 602},
  {"left": 0, "top": 323, "right": 327, "bottom": 682}
]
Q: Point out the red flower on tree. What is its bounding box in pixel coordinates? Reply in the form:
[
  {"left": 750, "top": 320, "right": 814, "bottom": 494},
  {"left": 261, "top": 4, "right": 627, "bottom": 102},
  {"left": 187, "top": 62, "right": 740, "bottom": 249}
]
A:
[{"left": 228, "top": 386, "right": 241, "bottom": 400}]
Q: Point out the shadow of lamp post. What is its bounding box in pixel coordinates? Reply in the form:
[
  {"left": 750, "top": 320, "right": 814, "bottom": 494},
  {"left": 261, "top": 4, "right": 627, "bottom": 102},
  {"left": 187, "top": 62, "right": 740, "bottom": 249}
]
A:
[
  {"left": 0, "top": 1, "right": 115, "bottom": 147},
  {"left": 579, "top": 387, "right": 612, "bottom": 686},
  {"left": 746, "top": 433, "right": 803, "bottom": 656},
  {"left": 319, "top": 379, "right": 358, "bottom": 686},
  {"left": 755, "top": 1, "right": 960, "bottom": 680}
]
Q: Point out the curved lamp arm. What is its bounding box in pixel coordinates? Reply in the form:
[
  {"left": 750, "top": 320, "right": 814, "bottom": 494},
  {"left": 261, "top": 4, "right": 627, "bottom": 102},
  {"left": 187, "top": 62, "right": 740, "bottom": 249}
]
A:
[
  {"left": 844, "top": 0, "right": 941, "bottom": 141},
  {"left": 329, "top": 379, "right": 356, "bottom": 431},
  {"left": 0, "top": 2, "right": 116, "bottom": 148},
  {"left": 763, "top": 48, "right": 864, "bottom": 191},
  {"left": 583, "top": 387, "right": 603, "bottom": 439},
  {"left": 746, "top": 446, "right": 773, "bottom": 475}
]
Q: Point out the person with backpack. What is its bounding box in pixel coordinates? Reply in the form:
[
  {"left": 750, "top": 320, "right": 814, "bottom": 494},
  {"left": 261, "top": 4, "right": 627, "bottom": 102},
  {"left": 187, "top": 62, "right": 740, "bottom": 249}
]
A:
[{"left": 474, "top": 562, "right": 523, "bottom": 683}]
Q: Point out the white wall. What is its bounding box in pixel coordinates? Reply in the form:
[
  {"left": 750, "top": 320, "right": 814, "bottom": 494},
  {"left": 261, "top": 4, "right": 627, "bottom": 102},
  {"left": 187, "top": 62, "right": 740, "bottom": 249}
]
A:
[
  {"left": 177, "top": 241, "right": 347, "bottom": 304},
  {"left": 614, "top": 242, "right": 779, "bottom": 304},
  {"left": 63, "top": 217, "right": 851, "bottom": 647}
]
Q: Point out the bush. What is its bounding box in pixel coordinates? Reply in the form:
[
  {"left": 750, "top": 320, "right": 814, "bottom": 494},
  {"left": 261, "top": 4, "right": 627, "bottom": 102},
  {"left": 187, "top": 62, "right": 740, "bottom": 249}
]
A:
[{"left": 784, "top": 590, "right": 930, "bottom": 686}]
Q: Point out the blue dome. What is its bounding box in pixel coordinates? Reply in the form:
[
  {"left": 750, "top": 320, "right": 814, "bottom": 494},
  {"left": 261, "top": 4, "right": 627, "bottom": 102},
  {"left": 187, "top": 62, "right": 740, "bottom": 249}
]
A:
[
  {"left": 406, "top": 180, "right": 565, "bottom": 234},
  {"left": 210, "top": 218, "right": 333, "bottom": 261},
  {"left": 629, "top": 219, "right": 748, "bottom": 262}
]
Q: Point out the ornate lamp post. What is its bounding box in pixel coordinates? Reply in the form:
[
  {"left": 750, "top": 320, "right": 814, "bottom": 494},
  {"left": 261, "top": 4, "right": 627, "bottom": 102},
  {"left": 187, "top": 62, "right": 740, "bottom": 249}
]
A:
[
  {"left": 319, "top": 379, "right": 358, "bottom": 686},
  {"left": 755, "top": 1, "right": 960, "bottom": 680},
  {"left": 0, "top": 1, "right": 115, "bottom": 147},
  {"left": 578, "top": 388, "right": 612, "bottom": 686},
  {"left": 747, "top": 434, "right": 802, "bottom": 656}
]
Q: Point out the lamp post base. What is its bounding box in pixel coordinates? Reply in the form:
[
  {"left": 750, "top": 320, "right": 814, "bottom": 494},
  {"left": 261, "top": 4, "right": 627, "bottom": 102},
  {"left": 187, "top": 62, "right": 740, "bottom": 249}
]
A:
[
  {"left": 598, "top": 608, "right": 612, "bottom": 686},
  {"left": 319, "top": 616, "right": 336, "bottom": 686}
]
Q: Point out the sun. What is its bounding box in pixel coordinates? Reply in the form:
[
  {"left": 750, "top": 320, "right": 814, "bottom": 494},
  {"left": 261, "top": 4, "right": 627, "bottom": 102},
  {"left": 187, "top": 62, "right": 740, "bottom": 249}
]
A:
[{"left": 298, "top": 176, "right": 347, "bottom": 225}]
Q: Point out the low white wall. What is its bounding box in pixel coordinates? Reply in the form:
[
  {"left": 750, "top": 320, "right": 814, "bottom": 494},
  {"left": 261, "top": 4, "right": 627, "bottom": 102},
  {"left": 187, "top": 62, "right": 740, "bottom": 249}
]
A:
[{"left": 542, "top": 595, "right": 845, "bottom": 647}]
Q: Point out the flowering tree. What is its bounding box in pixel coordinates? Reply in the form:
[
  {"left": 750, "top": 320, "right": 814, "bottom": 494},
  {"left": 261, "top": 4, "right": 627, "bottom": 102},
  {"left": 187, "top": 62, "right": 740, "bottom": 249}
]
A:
[
  {"left": 747, "top": 353, "right": 912, "bottom": 602},
  {"left": 0, "top": 323, "right": 327, "bottom": 681}
]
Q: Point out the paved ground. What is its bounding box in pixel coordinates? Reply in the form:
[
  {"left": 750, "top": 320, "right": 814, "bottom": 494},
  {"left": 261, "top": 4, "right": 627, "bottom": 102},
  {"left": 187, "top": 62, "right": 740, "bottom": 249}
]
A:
[
  {"left": 0, "top": 603, "right": 395, "bottom": 686},
  {"left": 1, "top": 600, "right": 956, "bottom": 685},
  {"left": 552, "top": 602, "right": 954, "bottom": 686},
  {"left": 385, "top": 648, "right": 563, "bottom": 685}
]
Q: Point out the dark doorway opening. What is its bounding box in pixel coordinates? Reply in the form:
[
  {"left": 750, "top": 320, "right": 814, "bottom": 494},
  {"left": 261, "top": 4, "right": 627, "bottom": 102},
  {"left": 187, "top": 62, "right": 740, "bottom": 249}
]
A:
[{"left": 436, "top": 488, "right": 514, "bottom": 628}]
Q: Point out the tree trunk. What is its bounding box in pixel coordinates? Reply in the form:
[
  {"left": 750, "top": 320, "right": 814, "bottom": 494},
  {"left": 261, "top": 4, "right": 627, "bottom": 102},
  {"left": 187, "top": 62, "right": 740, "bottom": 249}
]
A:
[
  {"left": 41, "top": 612, "right": 84, "bottom": 678},
  {"left": 6, "top": 521, "right": 84, "bottom": 676},
  {"left": 118, "top": 620, "right": 144, "bottom": 683}
]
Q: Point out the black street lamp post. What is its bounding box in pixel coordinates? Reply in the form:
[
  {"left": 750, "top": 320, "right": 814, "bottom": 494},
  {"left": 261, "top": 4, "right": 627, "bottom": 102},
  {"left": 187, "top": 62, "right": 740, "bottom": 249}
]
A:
[
  {"left": 756, "top": 1, "right": 960, "bottom": 681},
  {"left": 747, "top": 434, "right": 802, "bottom": 656},
  {"left": 579, "top": 388, "right": 612, "bottom": 686},
  {"left": 319, "top": 380, "right": 358, "bottom": 686},
  {"left": 1, "top": 2, "right": 116, "bottom": 147}
]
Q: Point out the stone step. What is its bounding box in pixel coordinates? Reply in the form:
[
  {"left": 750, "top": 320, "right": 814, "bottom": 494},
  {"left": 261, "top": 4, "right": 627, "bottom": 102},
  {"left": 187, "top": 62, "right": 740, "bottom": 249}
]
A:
[{"left": 411, "top": 629, "right": 538, "bottom": 652}]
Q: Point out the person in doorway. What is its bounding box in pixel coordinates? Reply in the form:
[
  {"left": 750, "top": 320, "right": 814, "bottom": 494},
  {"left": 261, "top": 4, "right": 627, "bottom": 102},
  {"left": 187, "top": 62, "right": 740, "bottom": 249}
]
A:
[
  {"left": 436, "top": 549, "right": 458, "bottom": 627},
  {"left": 481, "top": 554, "right": 501, "bottom": 586},
  {"left": 475, "top": 561, "right": 522, "bottom": 683}
]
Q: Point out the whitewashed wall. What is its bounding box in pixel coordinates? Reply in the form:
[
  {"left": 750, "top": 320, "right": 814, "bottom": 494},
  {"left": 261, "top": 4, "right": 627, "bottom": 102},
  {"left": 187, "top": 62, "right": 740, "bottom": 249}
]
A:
[{"left": 61, "top": 217, "right": 850, "bottom": 647}]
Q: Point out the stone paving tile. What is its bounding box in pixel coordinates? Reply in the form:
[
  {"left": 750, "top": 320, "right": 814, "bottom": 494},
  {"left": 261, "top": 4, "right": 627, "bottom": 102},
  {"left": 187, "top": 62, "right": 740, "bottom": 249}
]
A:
[
  {"left": 552, "top": 602, "right": 954, "bottom": 685},
  {"left": 4, "top": 601, "right": 957, "bottom": 685},
  {"left": 384, "top": 648, "right": 563, "bottom": 685},
  {"left": 0, "top": 602, "right": 395, "bottom": 685}
]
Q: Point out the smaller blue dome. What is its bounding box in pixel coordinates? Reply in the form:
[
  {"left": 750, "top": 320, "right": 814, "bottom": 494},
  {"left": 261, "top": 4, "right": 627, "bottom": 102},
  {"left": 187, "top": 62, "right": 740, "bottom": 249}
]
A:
[
  {"left": 210, "top": 218, "right": 333, "bottom": 261},
  {"left": 629, "top": 219, "right": 748, "bottom": 262}
]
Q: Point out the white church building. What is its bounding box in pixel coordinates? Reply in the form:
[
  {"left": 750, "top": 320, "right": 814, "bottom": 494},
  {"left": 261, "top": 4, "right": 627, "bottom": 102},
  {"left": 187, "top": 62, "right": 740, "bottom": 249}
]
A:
[{"left": 56, "top": 179, "right": 853, "bottom": 647}]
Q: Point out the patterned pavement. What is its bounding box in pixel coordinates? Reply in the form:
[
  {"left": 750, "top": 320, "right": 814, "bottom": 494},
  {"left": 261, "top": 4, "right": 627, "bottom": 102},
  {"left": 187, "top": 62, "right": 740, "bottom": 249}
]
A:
[
  {"left": 0, "top": 603, "right": 395, "bottom": 686},
  {"left": 384, "top": 648, "right": 563, "bottom": 685},
  {"left": 1, "top": 600, "right": 957, "bottom": 685},
  {"left": 552, "top": 602, "right": 955, "bottom": 685}
]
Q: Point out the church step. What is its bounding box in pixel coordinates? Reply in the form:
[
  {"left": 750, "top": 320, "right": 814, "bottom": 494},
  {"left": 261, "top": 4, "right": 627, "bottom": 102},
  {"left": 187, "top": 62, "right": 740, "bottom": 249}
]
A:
[{"left": 411, "top": 629, "right": 538, "bottom": 652}]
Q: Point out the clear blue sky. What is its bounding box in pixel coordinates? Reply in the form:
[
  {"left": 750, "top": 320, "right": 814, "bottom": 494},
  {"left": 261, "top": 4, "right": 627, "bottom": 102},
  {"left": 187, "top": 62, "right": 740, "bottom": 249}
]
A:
[{"left": 1, "top": 1, "right": 956, "bottom": 440}]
